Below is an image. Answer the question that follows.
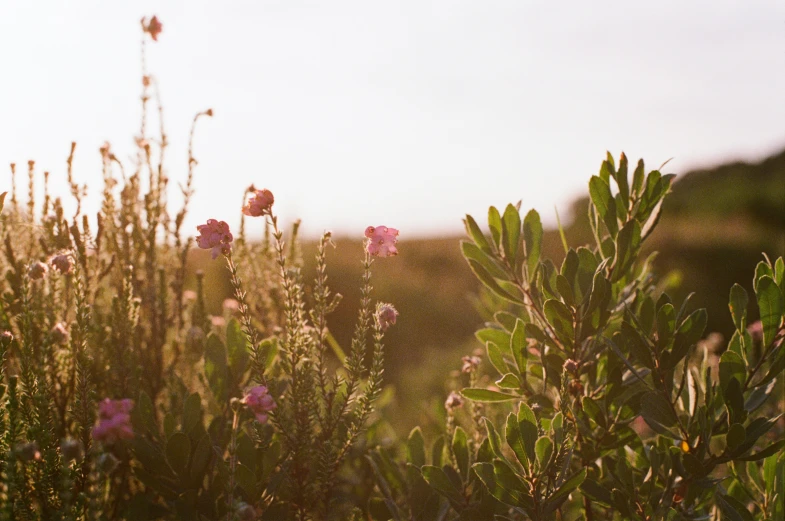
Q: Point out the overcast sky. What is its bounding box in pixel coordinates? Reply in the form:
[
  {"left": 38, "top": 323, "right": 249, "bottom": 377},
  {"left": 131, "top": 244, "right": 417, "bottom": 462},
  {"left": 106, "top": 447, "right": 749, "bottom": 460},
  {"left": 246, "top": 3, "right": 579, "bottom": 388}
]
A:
[{"left": 1, "top": 1, "right": 783, "bottom": 239}]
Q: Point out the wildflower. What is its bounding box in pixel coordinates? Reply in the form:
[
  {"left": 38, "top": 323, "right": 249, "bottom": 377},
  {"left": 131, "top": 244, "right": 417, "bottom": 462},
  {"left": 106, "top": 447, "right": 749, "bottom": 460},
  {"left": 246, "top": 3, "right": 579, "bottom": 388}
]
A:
[
  {"left": 50, "top": 252, "right": 74, "bottom": 275},
  {"left": 51, "top": 322, "right": 69, "bottom": 344},
  {"left": 0, "top": 330, "right": 13, "bottom": 342},
  {"left": 142, "top": 75, "right": 151, "bottom": 87},
  {"left": 376, "top": 303, "right": 398, "bottom": 331},
  {"left": 61, "top": 439, "right": 84, "bottom": 462},
  {"left": 135, "top": 136, "right": 150, "bottom": 149},
  {"left": 461, "top": 355, "right": 481, "bottom": 374},
  {"left": 93, "top": 398, "right": 134, "bottom": 444},
  {"left": 242, "top": 188, "right": 275, "bottom": 217},
  {"left": 223, "top": 298, "right": 240, "bottom": 312},
  {"left": 563, "top": 359, "right": 578, "bottom": 374},
  {"left": 142, "top": 16, "right": 163, "bottom": 41},
  {"left": 444, "top": 391, "right": 464, "bottom": 411},
  {"left": 211, "top": 315, "right": 226, "bottom": 327},
  {"left": 242, "top": 385, "right": 277, "bottom": 424},
  {"left": 364, "top": 226, "right": 399, "bottom": 257},
  {"left": 29, "top": 261, "right": 48, "bottom": 280},
  {"left": 196, "top": 219, "right": 233, "bottom": 259},
  {"left": 183, "top": 290, "right": 198, "bottom": 302}
]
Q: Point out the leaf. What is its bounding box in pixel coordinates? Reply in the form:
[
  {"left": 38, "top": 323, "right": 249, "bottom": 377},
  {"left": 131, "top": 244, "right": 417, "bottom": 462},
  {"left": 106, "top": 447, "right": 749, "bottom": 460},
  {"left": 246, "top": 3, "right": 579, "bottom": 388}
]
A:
[
  {"left": 589, "top": 176, "right": 618, "bottom": 236},
  {"left": 511, "top": 319, "right": 528, "bottom": 376},
  {"left": 615, "top": 152, "right": 630, "bottom": 213},
  {"left": 639, "top": 391, "right": 678, "bottom": 437},
  {"left": 611, "top": 220, "right": 641, "bottom": 281},
  {"left": 506, "top": 412, "right": 529, "bottom": 468},
  {"left": 517, "top": 403, "right": 538, "bottom": 463},
  {"left": 496, "top": 373, "right": 521, "bottom": 389},
  {"left": 461, "top": 388, "right": 518, "bottom": 402},
  {"left": 631, "top": 159, "right": 645, "bottom": 197},
  {"left": 535, "top": 437, "right": 553, "bottom": 470},
  {"left": 452, "top": 427, "right": 470, "bottom": 479},
  {"left": 204, "top": 334, "right": 228, "bottom": 402},
  {"left": 421, "top": 466, "right": 463, "bottom": 508},
  {"left": 484, "top": 418, "right": 504, "bottom": 459},
  {"left": 716, "top": 493, "right": 755, "bottom": 521},
  {"left": 488, "top": 206, "right": 503, "bottom": 250},
  {"left": 182, "top": 393, "right": 202, "bottom": 434},
  {"left": 492, "top": 459, "right": 533, "bottom": 508},
  {"left": 501, "top": 203, "right": 521, "bottom": 264},
  {"left": 726, "top": 423, "right": 746, "bottom": 451},
  {"left": 407, "top": 427, "right": 426, "bottom": 467},
  {"left": 737, "top": 440, "right": 785, "bottom": 462},
  {"left": 543, "top": 299, "right": 574, "bottom": 344},
  {"left": 523, "top": 209, "right": 543, "bottom": 281},
  {"left": 467, "top": 259, "right": 521, "bottom": 304},
  {"left": 719, "top": 351, "right": 745, "bottom": 395},
  {"left": 226, "top": 318, "right": 250, "bottom": 378},
  {"left": 189, "top": 435, "right": 212, "bottom": 484},
  {"left": 464, "top": 214, "right": 493, "bottom": 254},
  {"left": 729, "top": 284, "right": 749, "bottom": 332},
  {"left": 166, "top": 432, "right": 191, "bottom": 476},
  {"left": 756, "top": 276, "right": 784, "bottom": 348},
  {"left": 137, "top": 391, "right": 157, "bottom": 436},
  {"left": 486, "top": 341, "right": 508, "bottom": 375},
  {"left": 461, "top": 241, "right": 508, "bottom": 279},
  {"left": 548, "top": 468, "right": 587, "bottom": 505}
]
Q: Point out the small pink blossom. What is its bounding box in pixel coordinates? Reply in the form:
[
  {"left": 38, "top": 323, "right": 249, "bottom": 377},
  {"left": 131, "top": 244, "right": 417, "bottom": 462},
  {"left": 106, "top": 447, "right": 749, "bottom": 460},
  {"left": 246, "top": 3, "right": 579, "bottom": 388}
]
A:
[
  {"left": 211, "top": 315, "right": 226, "bottom": 327},
  {"left": 142, "top": 16, "right": 163, "bottom": 41},
  {"left": 196, "top": 219, "right": 233, "bottom": 259},
  {"left": 376, "top": 303, "right": 398, "bottom": 331},
  {"left": 242, "top": 386, "right": 277, "bottom": 424},
  {"left": 223, "top": 298, "right": 240, "bottom": 312},
  {"left": 461, "top": 355, "right": 481, "bottom": 374},
  {"left": 445, "top": 391, "right": 464, "bottom": 411},
  {"left": 51, "top": 322, "right": 69, "bottom": 344},
  {"left": 242, "top": 188, "right": 275, "bottom": 217},
  {"left": 364, "top": 226, "right": 399, "bottom": 257},
  {"left": 28, "top": 261, "right": 48, "bottom": 280},
  {"left": 50, "top": 253, "right": 74, "bottom": 275},
  {"left": 93, "top": 399, "right": 134, "bottom": 444}
]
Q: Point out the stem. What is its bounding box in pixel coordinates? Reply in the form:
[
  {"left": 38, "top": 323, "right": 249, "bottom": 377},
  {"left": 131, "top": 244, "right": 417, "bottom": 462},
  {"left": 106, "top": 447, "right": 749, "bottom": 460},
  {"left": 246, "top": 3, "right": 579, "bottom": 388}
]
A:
[{"left": 226, "top": 409, "right": 240, "bottom": 520}]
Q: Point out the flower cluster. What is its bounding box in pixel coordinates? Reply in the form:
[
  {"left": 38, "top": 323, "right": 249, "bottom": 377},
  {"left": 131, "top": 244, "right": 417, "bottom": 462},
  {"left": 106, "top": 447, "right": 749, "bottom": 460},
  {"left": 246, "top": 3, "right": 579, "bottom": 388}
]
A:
[
  {"left": 93, "top": 399, "right": 134, "bottom": 444},
  {"left": 142, "top": 16, "right": 163, "bottom": 41},
  {"left": 364, "top": 225, "right": 399, "bottom": 257},
  {"left": 376, "top": 303, "right": 398, "bottom": 331},
  {"left": 50, "top": 252, "right": 73, "bottom": 275},
  {"left": 461, "top": 355, "right": 481, "bottom": 374},
  {"left": 242, "top": 188, "right": 275, "bottom": 217},
  {"left": 196, "top": 219, "right": 233, "bottom": 259},
  {"left": 242, "top": 386, "right": 277, "bottom": 424}
]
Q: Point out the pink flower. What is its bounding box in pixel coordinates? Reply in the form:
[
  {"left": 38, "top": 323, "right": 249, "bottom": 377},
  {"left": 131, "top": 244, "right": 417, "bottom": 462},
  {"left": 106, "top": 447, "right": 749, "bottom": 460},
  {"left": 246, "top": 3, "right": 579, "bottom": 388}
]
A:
[
  {"left": 93, "top": 399, "right": 134, "bottom": 444},
  {"left": 142, "top": 16, "right": 163, "bottom": 41},
  {"left": 51, "top": 322, "right": 69, "bottom": 344},
  {"left": 196, "top": 219, "right": 233, "bottom": 259},
  {"left": 28, "top": 261, "right": 48, "bottom": 280},
  {"left": 376, "top": 303, "right": 398, "bottom": 331},
  {"left": 364, "top": 226, "right": 399, "bottom": 257},
  {"left": 445, "top": 391, "right": 464, "bottom": 411},
  {"left": 50, "top": 253, "right": 74, "bottom": 275},
  {"left": 242, "top": 386, "right": 277, "bottom": 424},
  {"left": 242, "top": 188, "right": 275, "bottom": 217},
  {"left": 461, "top": 355, "right": 481, "bottom": 374}
]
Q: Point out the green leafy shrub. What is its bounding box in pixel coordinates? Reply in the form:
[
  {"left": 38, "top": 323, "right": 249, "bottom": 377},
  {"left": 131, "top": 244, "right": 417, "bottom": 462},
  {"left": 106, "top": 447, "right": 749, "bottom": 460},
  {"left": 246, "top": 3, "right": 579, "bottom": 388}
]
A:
[{"left": 369, "top": 153, "right": 784, "bottom": 520}]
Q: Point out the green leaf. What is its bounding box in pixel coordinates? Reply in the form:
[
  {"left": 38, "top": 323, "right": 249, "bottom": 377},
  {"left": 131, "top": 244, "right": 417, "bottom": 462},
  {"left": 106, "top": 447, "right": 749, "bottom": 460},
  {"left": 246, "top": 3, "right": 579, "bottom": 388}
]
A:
[
  {"left": 511, "top": 319, "right": 528, "bottom": 377},
  {"left": 737, "top": 440, "right": 785, "bottom": 462},
  {"left": 486, "top": 341, "right": 508, "bottom": 376},
  {"left": 549, "top": 468, "right": 587, "bottom": 504},
  {"left": 523, "top": 209, "right": 543, "bottom": 281},
  {"left": 421, "top": 466, "right": 463, "bottom": 508},
  {"left": 189, "top": 434, "right": 212, "bottom": 484},
  {"left": 476, "top": 327, "right": 511, "bottom": 350},
  {"left": 611, "top": 220, "right": 641, "bottom": 282},
  {"left": 535, "top": 436, "right": 553, "bottom": 470},
  {"left": 464, "top": 214, "right": 493, "bottom": 254},
  {"left": 488, "top": 206, "right": 503, "bottom": 250},
  {"left": 182, "top": 393, "right": 202, "bottom": 434},
  {"left": 726, "top": 423, "right": 746, "bottom": 451},
  {"left": 501, "top": 203, "right": 521, "bottom": 265},
  {"left": 166, "top": 432, "right": 191, "bottom": 476},
  {"left": 226, "top": 318, "right": 250, "bottom": 378},
  {"left": 589, "top": 176, "right": 618, "bottom": 236},
  {"left": 729, "top": 284, "right": 749, "bottom": 332},
  {"left": 204, "top": 334, "right": 228, "bottom": 403},
  {"left": 716, "top": 493, "right": 755, "bottom": 521},
  {"left": 615, "top": 152, "right": 630, "bottom": 212},
  {"left": 137, "top": 391, "right": 157, "bottom": 436},
  {"left": 517, "top": 403, "right": 538, "bottom": 463},
  {"left": 484, "top": 418, "right": 504, "bottom": 459},
  {"left": 467, "top": 259, "right": 521, "bottom": 304},
  {"left": 756, "top": 276, "right": 784, "bottom": 348},
  {"left": 461, "top": 241, "right": 508, "bottom": 279},
  {"left": 543, "top": 299, "right": 574, "bottom": 344},
  {"left": 461, "top": 388, "right": 518, "bottom": 402},
  {"left": 407, "top": 427, "right": 426, "bottom": 467},
  {"left": 640, "top": 391, "right": 678, "bottom": 436},
  {"left": 719, "top": 351, "right": 745, "bottom": 395},
  {"left": 492, "top": 459, "right": 533, "bottom": 508},
  {"left": 452, "top": 427, "right": 470, "bottom": 479},
  {"left": 506, "top": 412, "right": 529, "bottom": 468},
  {"left": 496, "top": 373, "right": 521, "bottom": 389},
  {"left": 631, "top": 159, "right": 645, "bottom": 197}
]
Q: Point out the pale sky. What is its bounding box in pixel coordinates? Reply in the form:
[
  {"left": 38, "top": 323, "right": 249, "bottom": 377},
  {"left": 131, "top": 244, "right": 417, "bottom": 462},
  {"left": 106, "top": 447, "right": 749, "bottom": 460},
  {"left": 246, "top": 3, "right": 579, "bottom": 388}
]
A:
[{"left": 1, "top": 1, "right": 784, "bottom": 238}]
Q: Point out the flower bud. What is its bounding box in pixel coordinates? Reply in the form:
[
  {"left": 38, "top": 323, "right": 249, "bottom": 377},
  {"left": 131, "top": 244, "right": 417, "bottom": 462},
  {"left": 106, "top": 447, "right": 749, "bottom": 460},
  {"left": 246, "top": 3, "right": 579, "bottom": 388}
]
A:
[
  {"left": 563, "top": 359, "right": 578, "bottom": 374},
  {"left": 16, "top": 441, "right": 41, "bottom": 462},
  {"left": 28, "top": 261, "right": 48, "bottom": 280},
  {"left": 444, "top": 391, "right": 464, "bottom": 411},
  {"left": 51, "top": 323, "right": 69, "bottom": 344},
  {"left": 375, "top": 303, "right": 398, "bottom": 331},
  {"left": 50, "top": 253, "right": 74, "bottom": 275}
]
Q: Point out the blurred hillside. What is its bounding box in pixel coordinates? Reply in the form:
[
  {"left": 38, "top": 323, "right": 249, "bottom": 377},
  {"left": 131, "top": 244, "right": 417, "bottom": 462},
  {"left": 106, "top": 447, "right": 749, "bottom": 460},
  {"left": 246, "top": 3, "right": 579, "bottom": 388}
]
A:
[{"left": 197, "top": 147, "right": 785, "bottom": 434}]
